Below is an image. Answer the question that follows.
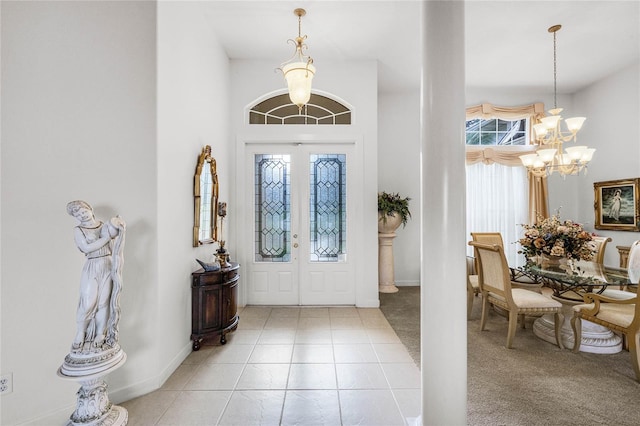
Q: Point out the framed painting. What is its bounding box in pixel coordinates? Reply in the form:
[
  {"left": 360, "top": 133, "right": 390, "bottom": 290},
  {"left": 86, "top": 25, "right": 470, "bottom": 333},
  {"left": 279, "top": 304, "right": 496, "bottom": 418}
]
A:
[{"left": 594, "top": 178, "right": 640, "bottom": 231}]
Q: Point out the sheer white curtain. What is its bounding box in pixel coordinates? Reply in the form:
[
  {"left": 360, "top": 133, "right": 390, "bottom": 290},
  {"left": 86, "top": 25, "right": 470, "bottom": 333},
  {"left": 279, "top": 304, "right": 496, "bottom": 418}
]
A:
[{"left": 466, "top": 162, "right": 528, "bottom": 267}]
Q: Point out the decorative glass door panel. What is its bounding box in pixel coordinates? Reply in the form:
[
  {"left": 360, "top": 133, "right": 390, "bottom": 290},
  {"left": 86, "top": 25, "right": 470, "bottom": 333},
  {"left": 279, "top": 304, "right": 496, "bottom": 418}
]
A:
[
  {"left": 309, "top": 154, "right": 346, "bottom": 262},
  {"left": 255, "top": 154, "right": 291, "bottom": 262}
]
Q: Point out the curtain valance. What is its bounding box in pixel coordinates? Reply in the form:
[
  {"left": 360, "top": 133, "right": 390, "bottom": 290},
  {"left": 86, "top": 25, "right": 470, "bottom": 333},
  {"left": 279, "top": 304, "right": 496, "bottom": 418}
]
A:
[
  {"left": 465, "top": 102, "right": 545, "bottom": 120},
  {"left": 465, "top": 146, "right": 537, "bottom": 166}
]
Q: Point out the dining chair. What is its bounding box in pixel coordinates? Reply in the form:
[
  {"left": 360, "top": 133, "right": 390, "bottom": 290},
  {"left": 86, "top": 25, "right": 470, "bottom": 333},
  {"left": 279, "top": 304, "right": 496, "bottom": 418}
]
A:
[
  {"left": 600, "top": 238, "right": 637, "bottom": 300},
  {"left": 627, "top": 240, "right": 640, "bottom": 293},
  {"left": 469, "top": 241, "right": 564, "bottom": 349},
  {"left": 570, "top": 244, "right": 640, "bottom": 381},
  {"left": 592, "top": 235, "right": 612, "bottom": 264},
  {"left": 467, "top": 256, "right": 479, "bottom": 319},
  {"left": 470, "top": 232, "right": 543, "bottom": 293}
]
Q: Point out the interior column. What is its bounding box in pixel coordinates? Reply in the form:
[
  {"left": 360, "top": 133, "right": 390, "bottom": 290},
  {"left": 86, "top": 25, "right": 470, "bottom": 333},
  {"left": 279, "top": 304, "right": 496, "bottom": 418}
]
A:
[{"left": 420, "top": 1, "right": 467, "bottom": 424}]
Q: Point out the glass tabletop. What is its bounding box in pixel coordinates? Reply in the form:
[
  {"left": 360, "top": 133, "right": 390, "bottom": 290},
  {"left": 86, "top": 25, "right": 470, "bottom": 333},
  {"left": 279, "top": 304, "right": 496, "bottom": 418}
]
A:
[{"left": 524, "top": 261, "right": 630, "bottom": 301}]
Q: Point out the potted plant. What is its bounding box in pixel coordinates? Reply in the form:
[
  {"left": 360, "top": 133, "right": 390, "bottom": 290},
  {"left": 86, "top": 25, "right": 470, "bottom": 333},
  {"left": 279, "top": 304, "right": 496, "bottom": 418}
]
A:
[{"left": 378, "top": 191, "right": 411, "bottom": 232}]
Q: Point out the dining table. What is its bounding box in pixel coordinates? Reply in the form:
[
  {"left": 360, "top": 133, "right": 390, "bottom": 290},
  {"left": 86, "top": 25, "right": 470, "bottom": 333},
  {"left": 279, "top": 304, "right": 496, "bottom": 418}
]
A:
[{"left": 523, "top": 260, "right": 631, "bottom": 353}]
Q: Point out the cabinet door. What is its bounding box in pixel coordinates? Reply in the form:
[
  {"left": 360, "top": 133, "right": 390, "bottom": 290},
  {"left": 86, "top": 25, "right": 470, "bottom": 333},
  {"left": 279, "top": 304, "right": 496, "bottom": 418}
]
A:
[
  {"left": 222, "top": 279, "right": 239, "bottom": 325},
  {"left": 199, "top": 286, "right": 222, "bottom": 332}
]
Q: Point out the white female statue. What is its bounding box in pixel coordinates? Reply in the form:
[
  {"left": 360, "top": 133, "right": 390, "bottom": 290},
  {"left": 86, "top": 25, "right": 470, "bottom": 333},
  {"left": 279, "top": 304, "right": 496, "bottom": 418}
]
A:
[
  {"left": 66, "top": 200, "right": 125, "bottom": 353},
  {"left": 59, "top": 201, "right": 128, "bottom": 426}
]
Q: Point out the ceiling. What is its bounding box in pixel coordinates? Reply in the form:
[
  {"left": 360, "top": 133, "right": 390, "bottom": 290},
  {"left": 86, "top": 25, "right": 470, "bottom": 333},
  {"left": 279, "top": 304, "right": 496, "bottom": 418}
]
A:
[{"left": 201, "top": 0, "right": 640, "bottom": 94}]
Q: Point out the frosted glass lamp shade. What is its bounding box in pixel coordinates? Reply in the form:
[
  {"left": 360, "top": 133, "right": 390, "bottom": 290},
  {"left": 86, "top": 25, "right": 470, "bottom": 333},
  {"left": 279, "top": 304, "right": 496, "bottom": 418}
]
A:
[
  {"left": 581, "top": 148, "right": 596, "bottom": 162},
  {"left": 565, "top": 146, "right": 587, "bottom": 160},
  {"left": 519, "top": 154, "right": 539, "bottom": 167},
  {"left": 283, "top": 62, "right": 316, "bottom": 108},
  {"left": 538, "top": 148, "right": 558, "bottom": 163},
  {"left": 558, "top": 153, "right": 573, "bottom": 165},
  {"left": 533, "top": 123, "right": 549, "bottom": 139},
  {"left": 540, "top": 115, "right": 562, "bottom": 129},
  {"left": 565, "top": 117, "right": 586, "bottom": 132}
]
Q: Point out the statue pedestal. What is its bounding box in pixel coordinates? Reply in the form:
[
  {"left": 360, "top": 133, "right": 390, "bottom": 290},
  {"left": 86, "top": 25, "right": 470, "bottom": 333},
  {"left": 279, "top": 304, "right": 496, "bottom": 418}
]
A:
[
  {"left": 378, "top": 213, "right": 403, "bottom": 293},
  {"left": 58, "top": 347, "right": 128, "bottom": 426}
]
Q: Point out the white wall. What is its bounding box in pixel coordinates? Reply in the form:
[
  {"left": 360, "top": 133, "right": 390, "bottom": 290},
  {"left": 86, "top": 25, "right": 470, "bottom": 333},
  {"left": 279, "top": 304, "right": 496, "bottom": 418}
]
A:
[
  {"left": 156, "top": 0, "right": 231, "bottom": 390},
  {"left": 570, "top": 63, "right": 640, "bottom": 266},
  {"left": 378, "top": 91, "right": 421, "bottom": 285},
  {"left": 1, "top": 2, "right": 157, "bottom": 424},
  {"left": 229, "top": 59, "right": 380, "bottom": 307},
  {"left": 1, "top": 1, "right": 232, "bottom": 424}
]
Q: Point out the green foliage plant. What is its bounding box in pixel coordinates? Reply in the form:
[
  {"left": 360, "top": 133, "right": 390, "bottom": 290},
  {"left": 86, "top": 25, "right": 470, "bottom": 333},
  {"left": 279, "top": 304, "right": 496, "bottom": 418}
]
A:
[{"left": 378, "top": 191, "right": 412, "bottom": 228}]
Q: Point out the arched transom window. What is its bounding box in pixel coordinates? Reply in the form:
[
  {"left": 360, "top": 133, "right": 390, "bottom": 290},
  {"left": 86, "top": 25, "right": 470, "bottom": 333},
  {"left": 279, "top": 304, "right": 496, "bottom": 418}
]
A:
[{"left": 249, "top": 93, "right": 351, "bottom": 125}]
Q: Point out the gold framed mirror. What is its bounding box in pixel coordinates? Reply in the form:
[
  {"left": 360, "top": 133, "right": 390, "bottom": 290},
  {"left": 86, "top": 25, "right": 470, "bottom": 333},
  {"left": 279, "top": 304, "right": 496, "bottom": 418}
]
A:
[{"left": 193, "top": 145, "right": 219, "bottom": 246}]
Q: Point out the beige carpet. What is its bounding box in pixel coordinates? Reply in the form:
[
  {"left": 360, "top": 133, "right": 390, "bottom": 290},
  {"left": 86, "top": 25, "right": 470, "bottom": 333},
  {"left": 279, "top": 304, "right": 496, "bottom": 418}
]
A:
[{"left": 379, "top": 286, "right": 640, "bottom": 426}]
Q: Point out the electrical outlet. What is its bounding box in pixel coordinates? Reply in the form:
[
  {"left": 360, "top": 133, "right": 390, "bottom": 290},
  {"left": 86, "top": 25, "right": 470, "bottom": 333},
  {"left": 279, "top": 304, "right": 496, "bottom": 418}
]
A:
[{"left": 0, "top": 373, "right": 13, "bottom": 395}]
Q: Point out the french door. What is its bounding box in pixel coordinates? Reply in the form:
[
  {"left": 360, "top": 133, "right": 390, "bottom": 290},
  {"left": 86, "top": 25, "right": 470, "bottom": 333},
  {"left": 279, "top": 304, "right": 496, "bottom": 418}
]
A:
[{"left": 244, "top": 143, "right": 355, "bottom": 305}]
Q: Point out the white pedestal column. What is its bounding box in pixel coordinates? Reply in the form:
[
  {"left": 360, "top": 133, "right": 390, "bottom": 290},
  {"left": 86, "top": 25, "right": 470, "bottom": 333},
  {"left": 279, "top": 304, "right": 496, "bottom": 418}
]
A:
[
  {"left": 58, "top": 347, "right": 128, "bottom": 426},
  {"left": 379, "top": 231, "right": 400, "bottom": 293},
  {"left": 420, "top": 1, "right": 466, "bottom": 425},
  {"left": 533, "top": 297, "right": 622, "bottom": 353}
]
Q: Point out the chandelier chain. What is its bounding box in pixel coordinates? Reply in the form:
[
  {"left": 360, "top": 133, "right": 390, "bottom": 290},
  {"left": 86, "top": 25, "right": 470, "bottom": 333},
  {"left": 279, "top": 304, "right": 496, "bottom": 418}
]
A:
[{"left": 553, "top": 29, "right": 558, "bottom": 109}]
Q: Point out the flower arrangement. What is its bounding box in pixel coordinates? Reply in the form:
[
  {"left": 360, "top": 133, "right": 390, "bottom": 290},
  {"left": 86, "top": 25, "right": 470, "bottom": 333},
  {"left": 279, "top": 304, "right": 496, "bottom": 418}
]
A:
[{"left": 518, "top": 213, "right": 596, "bottom": 262}]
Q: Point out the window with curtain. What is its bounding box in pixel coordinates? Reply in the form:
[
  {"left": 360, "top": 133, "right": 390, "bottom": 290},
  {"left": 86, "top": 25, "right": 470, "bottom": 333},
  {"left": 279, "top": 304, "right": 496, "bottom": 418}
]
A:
[
  {"left": 465, "top": 103, "right": 548, "bottom": 267},
  {"left": 466, "top": 162, "right": 528, "bottom": 267}
]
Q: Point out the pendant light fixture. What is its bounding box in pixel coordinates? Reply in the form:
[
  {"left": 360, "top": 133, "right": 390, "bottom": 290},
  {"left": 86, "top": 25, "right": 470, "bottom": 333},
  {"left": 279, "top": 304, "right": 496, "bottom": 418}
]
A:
[
  {"left": 278, "top": 8, "right": 315, "bottom": 112},
  {"left": 520, "top": 25, "right": 594, "bottom": 177}
]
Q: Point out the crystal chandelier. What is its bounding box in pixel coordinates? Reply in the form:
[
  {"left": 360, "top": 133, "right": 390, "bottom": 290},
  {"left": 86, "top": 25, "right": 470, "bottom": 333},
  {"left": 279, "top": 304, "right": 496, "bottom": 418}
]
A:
[
  {"left": 520, "top": 25, "right": 595, "bottom": 177},
  {"left": 278, "top": 8, "right": 316, "bottom": 113}
]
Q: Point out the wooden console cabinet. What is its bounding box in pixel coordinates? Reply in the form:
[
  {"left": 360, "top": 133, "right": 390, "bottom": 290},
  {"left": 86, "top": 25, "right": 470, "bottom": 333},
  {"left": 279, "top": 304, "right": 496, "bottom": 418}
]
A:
[{"left": 191, "top": 262, "right": 239, "bottom": 351}]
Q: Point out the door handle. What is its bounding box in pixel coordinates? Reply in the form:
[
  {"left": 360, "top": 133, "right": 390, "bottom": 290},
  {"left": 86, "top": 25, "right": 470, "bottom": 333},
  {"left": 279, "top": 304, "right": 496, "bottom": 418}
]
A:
[{"left": 293, "top": 243, "right": 299, "bottom": 248}]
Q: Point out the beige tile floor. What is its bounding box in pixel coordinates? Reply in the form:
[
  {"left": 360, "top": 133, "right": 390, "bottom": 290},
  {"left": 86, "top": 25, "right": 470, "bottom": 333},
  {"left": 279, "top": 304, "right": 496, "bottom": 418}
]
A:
[{"left": 121, "top": 306, "right": 421, "bottom": 425}]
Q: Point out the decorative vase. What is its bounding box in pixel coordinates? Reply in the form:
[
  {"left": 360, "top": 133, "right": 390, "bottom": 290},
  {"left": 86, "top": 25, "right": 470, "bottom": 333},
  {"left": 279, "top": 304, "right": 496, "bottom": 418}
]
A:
[
  {"left": 540, "top": 254, "right": 566, "bottom": 269},
  {"left": 378, "top": 212, "right": 403, "bottom": 233}
]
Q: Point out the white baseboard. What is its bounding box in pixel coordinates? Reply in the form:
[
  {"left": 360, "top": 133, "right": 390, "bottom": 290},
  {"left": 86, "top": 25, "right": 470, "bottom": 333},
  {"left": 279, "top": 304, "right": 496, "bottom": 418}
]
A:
[
  {"left": 110, "top": 341, "right": 193, "bottom": 404},
  {"left": 394, "top": 281, "right": 420, "bottom": 287},
  {"left": 356, "top": 297, "right": 380, "bottom": 308}
]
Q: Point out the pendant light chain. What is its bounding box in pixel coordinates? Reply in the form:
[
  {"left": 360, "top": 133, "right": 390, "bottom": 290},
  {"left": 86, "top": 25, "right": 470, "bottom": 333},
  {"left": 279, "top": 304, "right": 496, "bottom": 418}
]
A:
[{"left": 553, "top": 28, "right": 558, "bottom": 110}]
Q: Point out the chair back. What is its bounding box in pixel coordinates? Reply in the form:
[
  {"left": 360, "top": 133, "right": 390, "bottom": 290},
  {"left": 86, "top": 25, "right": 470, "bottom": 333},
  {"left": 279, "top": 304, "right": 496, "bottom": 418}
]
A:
[
  {"left": 468, "top": 241, "right": 513, "bottom": 302},
  {"left": 470, "top": 232, "right": 505, "bottom": 273},
  {"left": 628, "top": 240, "right": 640, "bottom": 285},
  {"left": 592, "top": 236, "right": 612, "bottom": 264},
  {"left": 471, "top": 232, "right": 504, "bottom": 247}
]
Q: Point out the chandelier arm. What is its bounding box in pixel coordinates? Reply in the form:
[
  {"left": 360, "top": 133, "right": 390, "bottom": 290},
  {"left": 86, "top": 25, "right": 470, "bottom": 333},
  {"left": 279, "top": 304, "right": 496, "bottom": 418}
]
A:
[
  {"left": 557, "top": 133, "right": 578, "bottom": 143},
  {"left": 278, "top": 46, "right": 308, "bottom": 69}
]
